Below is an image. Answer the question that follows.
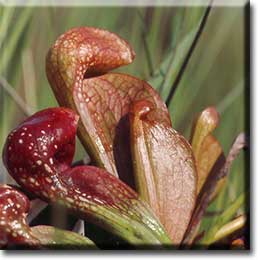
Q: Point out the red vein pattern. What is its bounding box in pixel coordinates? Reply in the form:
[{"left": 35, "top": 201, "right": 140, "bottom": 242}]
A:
[
  {"left": 46, "top": 27, "right": 171, "bottom": 186},
  {"left": 129, "top": 100, "right": 197, "bottom": 244}
]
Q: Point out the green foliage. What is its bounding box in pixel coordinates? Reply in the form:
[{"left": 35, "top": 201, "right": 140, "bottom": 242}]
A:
[{"left": 31, "top": 225, "right": 96, "bottom": 249}]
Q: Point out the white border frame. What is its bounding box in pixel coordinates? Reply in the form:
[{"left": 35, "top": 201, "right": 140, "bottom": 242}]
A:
[
  {"left": 0, "top": 0, "right": 248, "bottom": 7},
  {"left": 0, "top": 0, "right": 255, "bottom": 259}
]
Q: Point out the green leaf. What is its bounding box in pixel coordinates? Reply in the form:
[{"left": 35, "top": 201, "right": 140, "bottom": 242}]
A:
[{"left": 31, "top": 225, "right": 96, "bottom": 249}]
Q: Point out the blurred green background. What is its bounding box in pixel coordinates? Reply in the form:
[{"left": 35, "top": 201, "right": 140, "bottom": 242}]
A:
[{"left": 0, "top": 4, "right": 248, "bottom": 242}]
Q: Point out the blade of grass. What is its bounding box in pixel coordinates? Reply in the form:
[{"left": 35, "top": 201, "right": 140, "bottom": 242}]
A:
[
  {"left": 202, "top": 192, "right": 246, "bottom": 244},
  {"left": 0, "top": 6, "right": 33, "bottom": 74},
  {"left": 168, "top": 7, "right": 243, "bottom": 136},
  {"left": 0, "top": 75, "right": 33, "bottom": 116},
  {"left": 165, "top": 5, "right": 212, "bottom": 106},
  {"left": 217, "top": 80, "right": 244, "bottom": 114},
  {"left": 148, "top": 3, "right": 211, "bottom": 101},
  {"left": 136, "top": 9, "right": 155, "bottom": 76},
  {"left": 1, "top": 6, "right": 34, "bottom": 160},
  {"left": 208, "top": 215, "right": 246, "bottom": 245},
  {"left": 22, "top": 48, "right": 37, "bottom": 112},
  {"left": 0, "top": 6, "right": 15, "bottom": 48}
]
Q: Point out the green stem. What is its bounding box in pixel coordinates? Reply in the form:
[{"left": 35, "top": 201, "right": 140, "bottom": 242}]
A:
[
  {"left": 73, "top": 202, "right": 172, "bottom": 246},
  {"left": 208, "top": 215, "right": 246, "bottom": 244}
]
